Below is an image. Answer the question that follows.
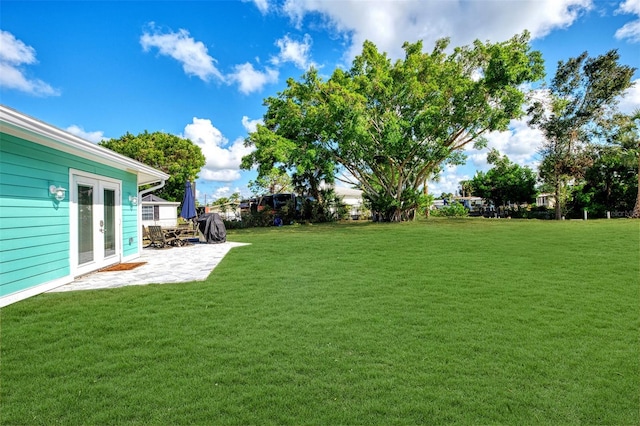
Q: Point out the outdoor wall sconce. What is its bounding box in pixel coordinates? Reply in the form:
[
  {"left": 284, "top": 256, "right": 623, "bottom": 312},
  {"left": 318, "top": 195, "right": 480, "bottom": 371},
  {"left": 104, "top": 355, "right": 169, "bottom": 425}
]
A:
[
  {"left": 129, "top": 194, "right": 138, "bottom": 206},
  {"left": 49, "top": 185, "right": 67, "bottom": 202}
]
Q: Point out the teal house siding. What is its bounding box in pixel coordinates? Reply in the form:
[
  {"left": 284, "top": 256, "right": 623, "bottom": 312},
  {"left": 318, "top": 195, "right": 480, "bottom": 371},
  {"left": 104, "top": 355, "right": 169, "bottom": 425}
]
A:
[
  {"left": 0, "top": 134, "right": 71, "bottom": 297},
  {"left": 0, "top": 105, "right": 169, "bottom": 306},
  {"left": 121, "top": 175, "right": 140, "bottom": 259}
]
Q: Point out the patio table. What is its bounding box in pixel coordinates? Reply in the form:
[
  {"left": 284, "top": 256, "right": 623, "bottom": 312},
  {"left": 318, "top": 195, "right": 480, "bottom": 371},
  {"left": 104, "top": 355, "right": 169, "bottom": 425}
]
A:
[{"left": 163, "top": 226, "right": 199, "bottom": 246}]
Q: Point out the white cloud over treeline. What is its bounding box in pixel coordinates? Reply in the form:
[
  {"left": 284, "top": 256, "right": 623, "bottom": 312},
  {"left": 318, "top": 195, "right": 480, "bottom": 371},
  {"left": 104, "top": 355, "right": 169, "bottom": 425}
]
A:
[
  {"left": 183, "top": 117, "right": 255, "bottom": 182},
  {"left": 280, "top": 0, "right": 595, "bottom": 60}
]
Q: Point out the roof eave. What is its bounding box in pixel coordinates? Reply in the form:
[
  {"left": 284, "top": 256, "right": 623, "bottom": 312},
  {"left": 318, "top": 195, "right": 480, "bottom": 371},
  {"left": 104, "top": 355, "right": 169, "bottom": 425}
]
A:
[{"left": 1, "top": 105, "right": 170, "bottom": 185}]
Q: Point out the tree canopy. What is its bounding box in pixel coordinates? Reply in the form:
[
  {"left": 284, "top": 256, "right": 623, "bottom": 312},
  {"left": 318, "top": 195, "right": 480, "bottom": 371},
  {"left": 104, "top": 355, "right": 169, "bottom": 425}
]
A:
[
  {"left": 247, "top": 168, "right": 292, "bottom": 196},
  {"left": 100, "top": 131, "right": 206, "bottom": 202},
  {"left": 243, "top": 32, "right": 545, "bottom": 221},
  {"left": 470, "top": 149, "right": 537, "bottom": 209},
  {"left": 600, "top": 109, "right": 640, "bottom": 218},
  {"left": 528, "top": 50, "right": 635, "bottom": 219},
  {"left": 567, "top": 143, "right": 638, "bottom": 217}
]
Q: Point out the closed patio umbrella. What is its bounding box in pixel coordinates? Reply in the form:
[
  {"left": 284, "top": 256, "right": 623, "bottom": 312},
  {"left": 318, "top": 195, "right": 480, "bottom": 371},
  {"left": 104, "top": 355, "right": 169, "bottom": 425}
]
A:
[{"left": 180, "top": 180, "right": 196, "bottom": 220}]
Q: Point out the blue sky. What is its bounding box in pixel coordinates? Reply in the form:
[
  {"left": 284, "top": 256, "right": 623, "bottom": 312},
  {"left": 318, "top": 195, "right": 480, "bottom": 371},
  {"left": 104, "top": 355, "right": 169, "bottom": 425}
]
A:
[{"left": 2, "top": 0, "right": 639, "bottom": 203}]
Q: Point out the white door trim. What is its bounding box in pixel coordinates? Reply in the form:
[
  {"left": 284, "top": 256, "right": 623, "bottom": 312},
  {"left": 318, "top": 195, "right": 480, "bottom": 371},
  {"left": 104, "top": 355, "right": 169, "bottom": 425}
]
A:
[{"left": 69, "top": 169, "right": 122, "bottom": 277}]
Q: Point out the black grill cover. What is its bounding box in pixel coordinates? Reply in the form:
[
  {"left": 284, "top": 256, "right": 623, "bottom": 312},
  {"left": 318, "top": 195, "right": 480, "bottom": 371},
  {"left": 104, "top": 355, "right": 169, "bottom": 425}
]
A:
[{"left": 197, "top": 213, "right": 227, "bottom": 244}]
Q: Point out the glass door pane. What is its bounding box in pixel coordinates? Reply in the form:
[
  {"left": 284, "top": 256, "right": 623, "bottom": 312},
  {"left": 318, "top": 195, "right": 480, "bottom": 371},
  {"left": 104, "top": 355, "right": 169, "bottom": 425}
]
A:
[
  {"left": 103, "top": 188, "right": 116, "bottom": 257},
  {"left": 78, "top": 184, "right": 94, "bottom": 265}
]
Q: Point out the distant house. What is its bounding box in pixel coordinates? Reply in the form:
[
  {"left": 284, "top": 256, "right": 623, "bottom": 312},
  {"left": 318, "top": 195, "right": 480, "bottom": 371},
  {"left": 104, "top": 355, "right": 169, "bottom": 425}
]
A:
[
  {"left": 334, "top": 186, "right": 366, "bottom": 219},
  {"left": 432, "top": 196, "right": 489, "bottom": 212},
  {"left": 206, "top": 203, "right": 240, "bottom": 221},
  {"left": 431, "top": 199, "right": 445, "bottom": 209},
  {"left": 536, "top": 193, "right": 556, "bottom": 209},
  {"left": 0, "top": 105, "right": 169, "bottom": 307},
  {"left": 141, "top": 194, "right": 180, "bottom": 228},
  {"left": 454, "top": 196, "right": 487, "bottom": 212}
]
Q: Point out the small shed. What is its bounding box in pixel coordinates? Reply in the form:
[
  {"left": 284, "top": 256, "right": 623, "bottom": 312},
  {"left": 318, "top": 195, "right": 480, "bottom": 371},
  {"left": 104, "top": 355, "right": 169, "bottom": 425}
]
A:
[{"left": 141, "top": 194, "right": 180, "bottom": 228}]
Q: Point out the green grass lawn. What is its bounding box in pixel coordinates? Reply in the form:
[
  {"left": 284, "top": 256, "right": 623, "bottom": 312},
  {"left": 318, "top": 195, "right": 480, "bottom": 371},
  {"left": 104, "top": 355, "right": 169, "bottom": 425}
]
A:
[{"left": 2, "top": 219, "right": 638, "bottom": 425}]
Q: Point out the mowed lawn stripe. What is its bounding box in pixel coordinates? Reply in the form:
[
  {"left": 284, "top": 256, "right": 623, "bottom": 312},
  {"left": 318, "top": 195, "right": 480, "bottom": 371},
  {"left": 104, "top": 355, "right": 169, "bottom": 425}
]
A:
[{"left": 2, "top": 219, "right": 638, "bottom": 425}]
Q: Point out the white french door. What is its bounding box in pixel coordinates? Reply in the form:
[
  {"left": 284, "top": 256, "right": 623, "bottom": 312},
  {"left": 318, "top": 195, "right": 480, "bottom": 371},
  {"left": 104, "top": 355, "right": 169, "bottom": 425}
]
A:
[{"left": 71, "top": 173, "right": 121, "bottom": 276}]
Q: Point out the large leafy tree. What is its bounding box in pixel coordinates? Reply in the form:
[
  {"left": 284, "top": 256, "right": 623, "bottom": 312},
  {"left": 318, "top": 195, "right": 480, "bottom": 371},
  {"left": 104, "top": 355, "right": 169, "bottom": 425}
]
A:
[
  {"left": 100, "top": 131, "right": 206, "bottom": 201},
  {"left": 528, "top": 50, "right": 635, "bottom": 219},
  {"left": 243, "top": 32, "right": 545, "bottom": 221},
  {"left": 470, "top": 149, "right": 537, "bottom": 210},
  {"left": 241, "top": 73, "right": 337, "bottom": 206},
  {"left": 600, "top": 110, "right": 640, "bottom": 218},
  {"left": 568, "top": 142, "right": 638, "bottom": 217}
]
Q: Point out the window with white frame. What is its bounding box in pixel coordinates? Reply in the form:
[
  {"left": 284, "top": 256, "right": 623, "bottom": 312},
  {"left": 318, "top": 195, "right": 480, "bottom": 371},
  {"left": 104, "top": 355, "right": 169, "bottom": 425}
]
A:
[{"left": 142, "top": 205, "right": 154, "bottom": 221}]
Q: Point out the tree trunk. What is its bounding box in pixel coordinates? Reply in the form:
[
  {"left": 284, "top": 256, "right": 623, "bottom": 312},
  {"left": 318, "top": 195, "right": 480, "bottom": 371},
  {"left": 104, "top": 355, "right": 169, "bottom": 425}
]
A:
[
  {"left": 554, "top": 181, "right": 563, "bottom": 220},
  {"left": 390, "top": 208, "right": 402, "bottom": 222},
  {"left": 631, "top": 153, "right": 640, "bottom": 218},
  {"left": 424, "top": 181, "right": 430, "bottom": 219}
]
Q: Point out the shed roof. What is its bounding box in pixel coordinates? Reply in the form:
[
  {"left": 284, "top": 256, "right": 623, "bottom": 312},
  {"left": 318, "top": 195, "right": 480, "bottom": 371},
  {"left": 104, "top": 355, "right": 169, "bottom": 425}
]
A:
[
  {"left": 335, "top": 186, "right": 363, "bottom": 198},
  {"left": 141, "top": 194, "right": 179, "bottom": 205},
  {"left": 142, "top": 194, "right": 167, "bottom": 202}
]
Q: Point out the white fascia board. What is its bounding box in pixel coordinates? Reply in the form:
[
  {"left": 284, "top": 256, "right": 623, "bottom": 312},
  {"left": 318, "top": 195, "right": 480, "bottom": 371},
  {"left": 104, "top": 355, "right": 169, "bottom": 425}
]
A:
[
  {"left": 0, "top": 105, "right": 170, "bottom": 185},
  {"left": 141, "top": 201, "right": 181, "bottom": 206}
]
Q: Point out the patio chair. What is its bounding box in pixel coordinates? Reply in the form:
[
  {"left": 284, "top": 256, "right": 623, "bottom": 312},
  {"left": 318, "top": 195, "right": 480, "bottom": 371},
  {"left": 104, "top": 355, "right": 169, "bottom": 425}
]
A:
[
  {"left": 142, "top": 225, "right": 152, "bottom": 247},
  {"left": 146, "top": 225, "right": 179, "bottom": 248}
]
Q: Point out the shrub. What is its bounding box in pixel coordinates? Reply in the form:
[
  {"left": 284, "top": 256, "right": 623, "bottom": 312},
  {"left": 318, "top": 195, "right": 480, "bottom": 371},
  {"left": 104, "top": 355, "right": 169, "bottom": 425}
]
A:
[{"left": 432, "top": 202, "right": 469, "bottom": 218}]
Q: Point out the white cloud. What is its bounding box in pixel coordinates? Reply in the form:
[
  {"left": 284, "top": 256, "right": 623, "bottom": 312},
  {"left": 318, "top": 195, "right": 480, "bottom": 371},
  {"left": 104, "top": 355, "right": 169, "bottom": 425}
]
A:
[
  {"left": 0, "top": 30, "right": 59, "bottom": 96},
  {"left": 184, "top": 117, "right": 254, "bottom": 183},
  {"left": 139, "top": 24, "right": 280, "bottom": 94},
  {"left": 429, "top": 165, "right": 471, "bottom": 197},
  {"left": 0, "top": 30, "right": 36, "bottom": 64},
  {"left": 241, "top": 0, "right": 269, "bottom": 14},
  {"left": 140, "top": 25, "right": 224, "bottom": 82},
  {"left": 271, "top": 34, "right": 315, "bottom": 70},
  {"left": 616, "top": 0, "right": 640, "bottom": 42},
  {"left": 66, "top": 125, "right": 105, "bottom": 143},
  {"left": 282, "top": 0, "right": 592, "bottom": 60},
  {"left": 616, "top": 20, "right": 640, "bottom": 42},
  {"left": 618, "top": 0, "right": 640, "bottom": 14},
  {"left": 475, "top": 118, "right": 544, "bottom": 169},
  {"left": 618, "top": 79, "right": 640, "bottom": 113},
  {"left": 198, "top": 185, "right": 248, "bottom": 203},
  {"left": 228, "top": 62, "right": 278, "bottom": 94},
  {"left": 242, "top": 115, "right": 263, "bottom": 133},
  {"left": 212, "top": 186, "right": 231, "bottom": 199},
  {"left": 253, "top": 0, "right": 270, "bottom": 14}
]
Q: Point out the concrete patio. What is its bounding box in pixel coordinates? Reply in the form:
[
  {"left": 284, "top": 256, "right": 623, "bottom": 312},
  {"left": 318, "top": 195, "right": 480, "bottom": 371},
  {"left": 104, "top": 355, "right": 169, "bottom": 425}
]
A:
[{"left": 48, "top": 241, "right": 250, "bottom": 292}]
